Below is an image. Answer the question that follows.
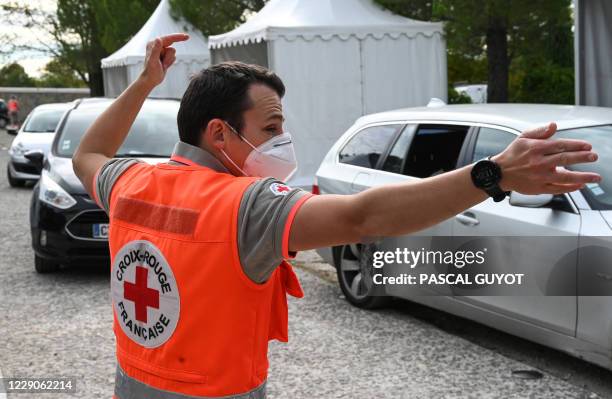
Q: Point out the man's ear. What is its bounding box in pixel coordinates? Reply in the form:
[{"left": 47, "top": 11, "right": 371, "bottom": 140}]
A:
[{"left": 203, "top": 119, "right": 227, "bottom": 151}]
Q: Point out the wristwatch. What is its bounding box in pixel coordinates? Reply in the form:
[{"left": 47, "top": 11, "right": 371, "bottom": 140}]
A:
[{"left": 470, "top": 156, "right": 510, "bottom": 202}]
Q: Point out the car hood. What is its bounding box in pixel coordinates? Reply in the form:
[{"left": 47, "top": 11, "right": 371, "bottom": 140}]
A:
[
  {"left": 49, "top": 157, "right": 168, "bottom": 195},
  {"left": 12, "top": 132, "right": 55, "bottom": 155}
]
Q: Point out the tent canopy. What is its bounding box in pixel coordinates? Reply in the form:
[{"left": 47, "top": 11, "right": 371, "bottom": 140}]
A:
[
  {"left": 101, "top": 0, "right": 209, "bottom": 99},
  {"left": 209, "top": 0, "right": 442, "bottom": 48},
  {"left": 209, "top": 0, "right": 446, "bottom": 188},
  {"left": 102, "top": 0, "right": 209, "bottom": 68}
]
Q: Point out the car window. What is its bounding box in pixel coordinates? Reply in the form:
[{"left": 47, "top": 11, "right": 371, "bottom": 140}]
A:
[
  {"left": 338, "top": 124, "right": 402, "bottom": 169},
  {"left": 472, "top": 127, "right": 516, "bottom": 162},
  {"left": 55, "top": 103, "right": 179, "bottom": 157},
  {"left": 556, "top": 125, "right": 612, "bottom": 210},
  {"left": 402, "top": 124, "right": 469, "bottom": 178},
  {"left": 23, "top": 109, "right": 66, "bottom": 133},
  {"left": 382, "top": 125, "right": 415, "bottom": 174}
]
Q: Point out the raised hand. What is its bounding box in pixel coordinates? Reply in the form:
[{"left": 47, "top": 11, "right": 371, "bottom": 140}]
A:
[
  {"left": 140, "top": 33, "right": 190, "bottom": 88},
  {"left": 492, "top": 122, "right": 602, "bottom": 195}
]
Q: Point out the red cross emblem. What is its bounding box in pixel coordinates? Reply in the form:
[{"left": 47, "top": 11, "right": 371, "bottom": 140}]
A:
[
  {"left": 124, "top": 266, "right": 159, "bottom": 323},
  {"left": 270, "top": 183, "right": 291, "bottom": 196}
]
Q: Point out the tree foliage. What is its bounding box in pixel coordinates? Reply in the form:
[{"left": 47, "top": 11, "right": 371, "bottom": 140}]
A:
[
  {"left": 0, "top": 0, "right": 575, "bottom": 103},
  {"left": 374, "top": 0, "right": 574, "bottom": 104},
  {"left": 168, "top": 0, "right": 266, "bottom": 36},
  {"left": 0, "top": 59, "right": 87, "bottom": 88},
  {"left": 0, "top": 63, "right": 35, "bottom": 87},
  {"left": 37, "top": 58, "right": 87, "bottom": 88},
  {"left": 0, "top": 0, "right": 158, "bottom": 95},
  {"left": 1, "top": 0, "right": 268, "bottom": 94}
]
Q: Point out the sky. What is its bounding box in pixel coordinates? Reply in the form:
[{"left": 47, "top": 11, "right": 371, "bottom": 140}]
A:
[{"left": 0, "top": 0, "right": 57, "bottom": 77}]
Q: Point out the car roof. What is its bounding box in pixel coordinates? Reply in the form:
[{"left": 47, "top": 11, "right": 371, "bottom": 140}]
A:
[
  {"left": 32, "top": 102, "right": 73, "bottom": 111},
  {"left": 357, "top": 104, "right": 612, "bottom": 132},
  {"left": 71, "top": 97, "right": 180, "bottom": 112}
]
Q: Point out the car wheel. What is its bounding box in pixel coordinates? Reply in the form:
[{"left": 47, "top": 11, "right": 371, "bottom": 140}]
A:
[
  {"left": 7, "top": 165, "right": 25, "bottom": 187},
  {"left": 336, "top": 243, "right": 389, "bottom": 309},
  {"left": 0, "top": 118, "right": 6, "bottom": 129},
  {"left": 35, "top": 255, "right": 59, "bottom": 273}
]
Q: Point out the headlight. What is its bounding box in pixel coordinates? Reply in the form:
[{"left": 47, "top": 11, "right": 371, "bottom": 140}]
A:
[
  {"left": 9, "top": 142, "right": 25, "bottom": 156},
  {"left": 39, "top": 170, "right": 77, "bottom": 209}
]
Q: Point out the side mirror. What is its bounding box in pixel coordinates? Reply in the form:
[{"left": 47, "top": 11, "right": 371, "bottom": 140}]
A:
[
  {"left": 24, "top": 150, "right": 45, "bottom": 174},
  {"left": 509, "top": 191, "right": 554, "bottom": 208}
]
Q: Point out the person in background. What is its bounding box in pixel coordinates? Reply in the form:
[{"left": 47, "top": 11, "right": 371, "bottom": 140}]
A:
[{"left": 7, "top": 95, "right": 20, "bottom": 126}]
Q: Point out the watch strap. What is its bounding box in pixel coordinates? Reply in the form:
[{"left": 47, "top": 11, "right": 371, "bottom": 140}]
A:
[
  {"left": 483, "top": 156, "right": 509, "bottom": 202},
  {"left": 484, "top": 185, "right": 510, "bottom": 202}
]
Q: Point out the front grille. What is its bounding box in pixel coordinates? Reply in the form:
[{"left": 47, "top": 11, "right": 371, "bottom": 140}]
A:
[
  {"left": 13, "top": 162, "right": 40, "bottom": 175},
  {"left": 65, "top": 209, "right": 109, "bottom": 240},
  {"left": 67, "top": 246, "right": 110, "bottom": 257}
]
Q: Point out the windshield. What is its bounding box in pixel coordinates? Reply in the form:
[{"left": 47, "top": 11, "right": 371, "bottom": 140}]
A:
[
  {"left": 24, "top": 108, "right": 66, "bottom": 133},
  {"left": 556, "top": 125, "right": 612, "bottom": 210},
  {"left": 55, "top": 102, "right": 179, "bottom": 158}
]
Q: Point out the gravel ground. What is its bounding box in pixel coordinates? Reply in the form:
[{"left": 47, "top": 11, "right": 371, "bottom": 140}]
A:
[{"left": 0, "top": 130, "right": 611, "bottom": 399}]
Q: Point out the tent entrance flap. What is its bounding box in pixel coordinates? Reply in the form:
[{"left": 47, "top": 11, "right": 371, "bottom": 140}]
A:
[
  {"left": 212, "top": 42, "right": 269, "bottom": 68},
  {"left": 103, "top": 67, "right": 129, "bottom": 98}
]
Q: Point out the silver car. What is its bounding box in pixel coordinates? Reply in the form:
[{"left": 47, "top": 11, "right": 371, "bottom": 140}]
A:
[
  {"left": 7, "top": 102, "right": 72, "bottom": 187},
  {"left": 315, "top": 103, "right": 612, "bottom": 370}
]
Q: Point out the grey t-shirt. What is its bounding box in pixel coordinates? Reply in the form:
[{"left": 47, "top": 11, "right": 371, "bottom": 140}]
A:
[{"left": 95, "top": 159, "right": 311, "bottom": 284}]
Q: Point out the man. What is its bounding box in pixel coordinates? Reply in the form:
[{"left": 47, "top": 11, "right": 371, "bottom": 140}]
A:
[
  {"left": 73, "top": 35, "right": 600, "bottom": 399},
  {"left": 7, "top": 95, "right": 19, "bottom": 126}
]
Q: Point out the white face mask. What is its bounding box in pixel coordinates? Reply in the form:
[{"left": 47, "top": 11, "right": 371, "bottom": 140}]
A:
[{"left": 221, "top": 122, "right": 298, "bottom": 182}]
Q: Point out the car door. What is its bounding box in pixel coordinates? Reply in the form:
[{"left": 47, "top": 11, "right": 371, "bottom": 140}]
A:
[
  {"left": 374, "top": 123, "right": 473, "bottom": 297},
  {"left": 451, "top": 126, "right": 579, "bottom": 336}
]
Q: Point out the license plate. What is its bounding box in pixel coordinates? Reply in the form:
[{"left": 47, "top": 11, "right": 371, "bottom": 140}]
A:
[{"left": 92, "top": 223, "right": 109, "bottom": 239}]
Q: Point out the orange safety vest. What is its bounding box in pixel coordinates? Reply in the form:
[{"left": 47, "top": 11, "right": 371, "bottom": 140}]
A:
[
  {"left": 7, "top": 99, "right": 18, "bottom": 112},
  {"left": 106, "top": 159, "right": 304, "bottom": 398}
]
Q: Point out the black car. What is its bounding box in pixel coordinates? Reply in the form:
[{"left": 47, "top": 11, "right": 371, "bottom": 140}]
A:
[
  {"left": 30, "top": 97, "right": 180, "bottom": 273},
  {"left": 0, "top": 99, "right": 9, "bottom": 129}
]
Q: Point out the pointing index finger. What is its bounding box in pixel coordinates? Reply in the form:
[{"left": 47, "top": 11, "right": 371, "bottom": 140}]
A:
[{"left": 160, "top": 33, "right": 190, "bottom": 47}]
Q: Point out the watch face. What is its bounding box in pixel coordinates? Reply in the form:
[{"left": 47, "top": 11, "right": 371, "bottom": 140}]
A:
[
  {"left": 472, "top": 160, "right": 501, "bottom": 188},
  {"left": 475, "top": 166, "right": 495, "bottom": 180}
]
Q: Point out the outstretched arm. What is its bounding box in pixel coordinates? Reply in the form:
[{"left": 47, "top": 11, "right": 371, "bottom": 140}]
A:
[
  {"left": 73, "top": 33, "right": 188, "bottom": 197},
  {"left": 289, "top": 123, "right": 602, "bottom": 251}
]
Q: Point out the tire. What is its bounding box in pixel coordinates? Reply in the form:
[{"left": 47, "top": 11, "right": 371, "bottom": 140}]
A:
[
  {"left": 7, "top": 164, "right": 25, "bottom": 187},
  {"left": 35, "top": 254, "right": 59, "bottom": 273},
  {"left": 0, "top": 118, "right": 6, "bottom": 129},
  {"left": 336, "top": 243, "right": 389, "bottom": 309}
]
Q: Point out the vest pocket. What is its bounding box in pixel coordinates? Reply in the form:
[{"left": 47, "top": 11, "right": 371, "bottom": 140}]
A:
[{"left": 117, "top": 346, "right": 208, "bottom": 384}]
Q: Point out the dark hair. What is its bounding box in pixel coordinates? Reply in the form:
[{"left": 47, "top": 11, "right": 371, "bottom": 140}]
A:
[{"left": 177, "top": 61, "right": 285, "bottom": 146}]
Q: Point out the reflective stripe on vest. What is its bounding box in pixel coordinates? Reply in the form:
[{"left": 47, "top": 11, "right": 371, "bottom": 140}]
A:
[{"left": 114, "top": 366, "right": 266, "bottom": 399}]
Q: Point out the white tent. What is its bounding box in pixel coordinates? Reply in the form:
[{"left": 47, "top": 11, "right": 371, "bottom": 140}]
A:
[
  {"left": 574, "top": 0, "right": 612, "bottom": 107},
  {"left": 101, "top": 0, "right": 210, "bottom": 99},
  {"left": 209, "top": 0, "right": 446, "bottom": 188}
]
